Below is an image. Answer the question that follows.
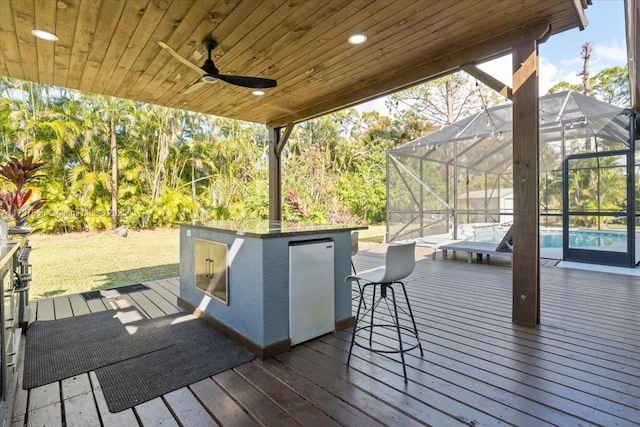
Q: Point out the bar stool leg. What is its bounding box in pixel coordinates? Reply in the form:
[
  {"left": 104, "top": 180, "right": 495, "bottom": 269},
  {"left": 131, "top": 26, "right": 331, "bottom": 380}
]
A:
[
  {"left": 348, "top": 282, "right": 367, "bottom": 366},
  {"left": 399, "top": 281, "right": 423, "bottom": 356},
  {"left": 388, "top": 285, "right": 408, "bottom": 383},
  {"left": 368, "top": 284, "right": 378, "bottom": 347}
]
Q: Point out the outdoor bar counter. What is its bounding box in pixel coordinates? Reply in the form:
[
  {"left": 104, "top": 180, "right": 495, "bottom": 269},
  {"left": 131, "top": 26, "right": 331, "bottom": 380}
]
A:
[{"left": 178, "top": 220, "right": 366, "bottom": 358}]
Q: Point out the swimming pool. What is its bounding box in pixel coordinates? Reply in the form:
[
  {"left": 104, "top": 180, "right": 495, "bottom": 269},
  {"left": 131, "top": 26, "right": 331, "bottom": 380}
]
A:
[{"left": 472, "top": 229, "right": 627, "bottom": 249}]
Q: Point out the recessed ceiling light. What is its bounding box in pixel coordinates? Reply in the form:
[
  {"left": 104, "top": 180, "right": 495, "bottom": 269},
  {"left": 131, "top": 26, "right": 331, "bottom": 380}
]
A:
[
  {"left": 348, "top": 33, "right": 367, "bottom": 45},
  {"left": 31, "top": 29, "right": 58, "bottom": 41},
  {"left": 252, "top": 90, "right": 265, "bottom": 96}
]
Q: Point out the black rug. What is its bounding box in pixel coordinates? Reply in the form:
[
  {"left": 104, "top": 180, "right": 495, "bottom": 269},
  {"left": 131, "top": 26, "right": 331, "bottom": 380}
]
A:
[
  {"left": 23, "top": 309, "right": 173, "bottom": 389},
  {"left": 81, "top": 283, "right": 148, "bottom": 300},
  {"left": 95, "top": 313, "right": 255, "bottom": 412}
]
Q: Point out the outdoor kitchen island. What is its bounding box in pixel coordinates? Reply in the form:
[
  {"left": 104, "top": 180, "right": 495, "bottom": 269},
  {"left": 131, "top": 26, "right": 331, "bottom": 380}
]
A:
[{"left": 178, "top": 220, "right": 366, "bottom": 359}]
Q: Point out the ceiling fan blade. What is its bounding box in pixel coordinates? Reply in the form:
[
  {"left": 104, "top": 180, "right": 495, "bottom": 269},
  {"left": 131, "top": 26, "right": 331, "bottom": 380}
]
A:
[
  {"left": 182, "top": 81, "right": 208, "bottom": 95},
  {"left": 157, "top": 41, "right": 204, "bottom": 76},
  {"left": 216, "top": 74, "right": 277, "bottom": 89}
]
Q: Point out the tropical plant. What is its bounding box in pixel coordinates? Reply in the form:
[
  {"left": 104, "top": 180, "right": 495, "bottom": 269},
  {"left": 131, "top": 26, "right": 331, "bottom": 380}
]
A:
[{"left": 0, "top": 155, "right": 46, "bottom": 227}]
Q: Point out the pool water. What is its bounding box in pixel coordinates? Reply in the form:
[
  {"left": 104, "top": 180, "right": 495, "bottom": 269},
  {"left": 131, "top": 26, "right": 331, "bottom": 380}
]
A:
[{"left": 472, "top": 229, "right": 627, "bottom": 248}]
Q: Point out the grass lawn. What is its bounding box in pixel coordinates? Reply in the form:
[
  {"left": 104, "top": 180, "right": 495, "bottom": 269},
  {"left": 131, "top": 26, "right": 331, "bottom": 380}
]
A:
[
  {"left": 27, "top": 224, "right": 387, "bottom": 301},
  {"left": 29, "top": 228, "right": 180, "bottom": 300}
]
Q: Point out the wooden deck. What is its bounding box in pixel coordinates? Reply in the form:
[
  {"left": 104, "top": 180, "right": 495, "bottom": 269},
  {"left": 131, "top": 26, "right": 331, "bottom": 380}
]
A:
[{"left": 10, "top": 245, "right": 640, "bottom": 426}]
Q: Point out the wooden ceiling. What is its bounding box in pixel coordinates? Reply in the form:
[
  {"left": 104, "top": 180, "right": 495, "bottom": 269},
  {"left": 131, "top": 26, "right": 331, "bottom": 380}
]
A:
[{"left": 0, "top": 0, "right": 588, "bottom": 126}]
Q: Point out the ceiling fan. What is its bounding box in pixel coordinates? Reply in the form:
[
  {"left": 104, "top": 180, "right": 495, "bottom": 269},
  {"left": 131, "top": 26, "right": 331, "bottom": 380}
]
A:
[{"left": 157, "top": 40, "right": 277, "bottom": 94}]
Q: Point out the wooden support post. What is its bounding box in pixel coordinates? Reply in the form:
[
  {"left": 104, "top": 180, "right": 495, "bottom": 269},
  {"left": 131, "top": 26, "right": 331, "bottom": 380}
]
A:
[
  {"left": 268, "top": 124, "right": 294, "bottom": 221},
  {"left": 512, "top": 39, "right": 540, "bottom": 327}
]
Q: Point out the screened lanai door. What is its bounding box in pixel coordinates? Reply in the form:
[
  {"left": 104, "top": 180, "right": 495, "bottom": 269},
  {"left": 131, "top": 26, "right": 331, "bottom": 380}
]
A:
[{"left": 562, "top": 150, "right": 635, "bottom": 267}]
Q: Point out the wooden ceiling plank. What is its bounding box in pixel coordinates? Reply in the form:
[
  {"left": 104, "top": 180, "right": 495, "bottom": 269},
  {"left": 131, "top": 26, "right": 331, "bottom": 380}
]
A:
[
  {"left": 102, "top": 0, "right": 193, "bottom": 95},
  {"left": 259, "top": 1, "right": 556, "bottom": 121},
  {"left": 127, "top": 1, "right": 255, "bottom": 101},
  {"left": 222, "top": 0, "right": 454, "bottom": 119},
  {"left": 0, "top": 0, "right": 24, "bottom": 78},
  {"left": 52, "top": 0, "right": 80, "bottom": 88},
  {"left": 154, "top": 0, "right": 288, "bottom": 107},
  {"left": 34, "top": 0, "right": 56, "bottom": 86},
  {"left": 280, "top": 1, "right": 537, "bottom": 106},
  {"left": 123, "top": 0, "right": 244, "bottom": 101},
  {"left": 91, "top": 0, "right": 150, "bottom": 95},
  {"left": 181, "top": 0, "right": 378, "bottom": 112},
  {"left": 10, "top": 0, "right": 39, "bottom": 84},
  {"left": 153, "top": 0, "right": 324, "bottom": 107},
  {"left": 267, "top": 18, "right": 551, "bottom": 127},
  {"left": 159, "top": 0, "right": 288, "bottom": 103},
  {"left": 192, "top": 0, "right": 389, "bottom": 117},
  {"left": 171, "top": 0, "right": 576, "bottom": 124},
  {"left": 230, "top": 0, "right": 465, "bottom": 118},
  {"left": 210, "top": 0, "right": 327, "bottom": 75},
  {"left": 66, "top": 0, "right": 103, "bottom": 91},
  {"left": 77, "top": 0, "right": 128, "bottom": 93},
  {"left": 134, "top": 0, "right": 242, "bottom": 104},
  {"left": 0, "top": 48, "right": 8, "bottom": 78}
]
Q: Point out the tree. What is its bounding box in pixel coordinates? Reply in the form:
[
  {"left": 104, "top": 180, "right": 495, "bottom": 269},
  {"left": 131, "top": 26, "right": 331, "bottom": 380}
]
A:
[
  {"left": 578, "top": 42, "right": 592, "bottom": 96},
  {"left": 387, "top": 72, "right": 502, "bottom": 129},
  {"left": 547, "top": 65, "right": 630, "bottom": 107}
]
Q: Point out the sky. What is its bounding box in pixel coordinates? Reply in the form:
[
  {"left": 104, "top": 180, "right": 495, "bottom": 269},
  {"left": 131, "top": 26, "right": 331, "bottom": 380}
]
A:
[{"left": 357, "top": 0, "right": 628, "bottom": 114}]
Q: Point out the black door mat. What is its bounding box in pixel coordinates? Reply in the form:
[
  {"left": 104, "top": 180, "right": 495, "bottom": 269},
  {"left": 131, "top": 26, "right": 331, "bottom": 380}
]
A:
[
  {"left": 81, "top": 283, "right": 148, "bottom": 300},
  {"left": 23, "top": 309, "right": 173, "bottom": 389},
  {"left": 95, "top": 313, "right": 255, "bottom": 412}
]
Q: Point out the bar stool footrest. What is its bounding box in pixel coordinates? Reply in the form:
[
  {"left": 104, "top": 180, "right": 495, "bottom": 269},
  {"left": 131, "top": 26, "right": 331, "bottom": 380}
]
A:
[{"left": 351, "top": 324, "right": 421, "bottom": 354}]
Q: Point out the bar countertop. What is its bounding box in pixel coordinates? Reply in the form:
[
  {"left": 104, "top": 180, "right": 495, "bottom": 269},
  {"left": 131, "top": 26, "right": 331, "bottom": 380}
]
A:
[{"left": 180, "top": 220, "right": 367, "bottom": 239}]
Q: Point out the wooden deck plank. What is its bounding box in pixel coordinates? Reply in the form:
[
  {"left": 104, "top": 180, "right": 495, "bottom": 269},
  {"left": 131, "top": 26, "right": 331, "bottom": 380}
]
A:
[
  {"left": 11, "top": 338, "right": 28, "bottom": 427},
  {"left": 27, "top": 382, "right": 59, "bottom": 413},
  {"left": 163, "top": 387, "right": 218, "bottom": 427},
  {"left": 27, "top": 382, "right": 62, "bottom": 427},
  {"left": 140, "top": 289, "right": 180, "bottom": 315},
  {"left": 154, "top": 278, "right": 180, "bottom": 297},
  {"left": 214, "top": 369, "right": 302, "bottom": 427},
  {"left": 404, "top": 272, "right": 640, "bottom": 386},
  {"left": 319, "top": 332, "right": 598, "bottom": 426},
  {"left": 25, "top": 402, "right": 62, "bottom": 427},
  {"left": 61, "top": 374, "right": 92, "bottom": 401},
  {"left": 405, "top": 294, "right": 640, "bottom": 398},
  {"left": 134, "top": 397, "right": 179, "bottom": 427},
  {"left": 62, "top": 390, "right": 101, "bottom": 427},
  {"left": 127, "top": 291, "right": 166, "bottom": 318},
  {"left": 104, "top": 295, "right": 138, "bottom": 313},
  {"left": 189, "top": 378, "right": 259, "bottom": 427},
  {"left": 145, "top": 282, "right": 179, "bottom": 307},
  {"left": 256, "top": 358, "right": 384, "bottom": 427},
  {"left": 303, "top": 341, "right": 518, "bottom": 427},
  {"left": 68, "top": 294, "right": 91, "bottom": 316},
  {"left": 35, "top": 298, "right": 54, "bottom": 321},
  {"left": 85, "top": 298, "right": 108, "bottom": 313},
  {"left": 234, "top": 361, "right": 341, "bottom": 427},
  {"left": 274, "top": 351, "right": 433, "bottom": 427},
  {"left": 88, "top": 371, "right": 140, "bottom": 427},
  {"left": 52, "top": 297, "right": 73, "bottom": 319}
]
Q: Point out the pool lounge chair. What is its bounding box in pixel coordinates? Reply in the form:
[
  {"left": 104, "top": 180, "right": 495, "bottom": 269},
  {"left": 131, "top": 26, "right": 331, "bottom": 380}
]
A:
[{"left": 433, "top": 226, "right": 513, "bottom": 263}]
